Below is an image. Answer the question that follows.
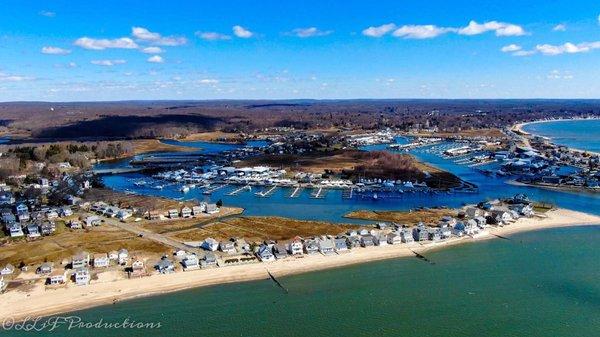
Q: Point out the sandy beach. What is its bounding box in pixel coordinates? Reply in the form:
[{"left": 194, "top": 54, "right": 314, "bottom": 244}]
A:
[
  {"left": 1, "top": 208, "right": 598, "bottom": 321},
  {"left": 512, "top": 118, "right": 600, "bottom": 155}
]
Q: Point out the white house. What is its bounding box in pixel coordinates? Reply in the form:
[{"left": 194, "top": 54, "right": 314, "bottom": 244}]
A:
[
  {"left": 287, "top": 237, "right": 304, "bottom": 255},
  {"left": 318, "top": 237, "right": 335, "bottom": 255},
  {"left": 201, "top": 238, "right": 219, "bottom": 251},
  {"left": 118, "top": 249, "right": 129, "bottom": 265},
  {"left": 72, "top": 252, "right": 90, "bottom": 269},
  {"left": 48, "top": 271, "right": 66, "bottom": 285},
  {"left": 180, "top": 207, "right": 192, "bottom": 218},
  {"left": 0, "top": 264, "right": 15, "bottom": 275},
  {"left": 93, "top": 253, "right": 110, "bottom": 268},
  {"left": 387, "top": 233, "right": 402, "bottom": 245},
  {"left": 334, "top": 238, "right": 348, "bottom": 252},
  {"left": 74, "top": 268, "right": 90, "bottom": 286},
  {"left": 182, "top": 254, "right": 200, "bottom": 270},
  {"left": 219, "top": 241, "right": 236, "bottom": 254},
  {"left": 256, "top": 245, "right": 275, "bottom": 262}
]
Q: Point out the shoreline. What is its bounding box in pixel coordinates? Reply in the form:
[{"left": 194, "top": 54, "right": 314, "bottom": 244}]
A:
[
  {"left": 1, "top": 208, "right": 598, "bottom": 321},
  {"left": 512, "top": 118, "right": 600, "bottom": 155}
]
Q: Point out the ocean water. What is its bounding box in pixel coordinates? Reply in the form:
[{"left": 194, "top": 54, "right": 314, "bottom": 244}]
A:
[
  {"left": 6, "top": 226, "right": 600, "bottom": 337},
  {"left": 521, "top": 119, "right": 600, "bottom": 153}
]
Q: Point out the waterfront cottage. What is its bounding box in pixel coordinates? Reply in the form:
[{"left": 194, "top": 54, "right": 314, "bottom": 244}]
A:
[
  {"left": 219, "top": 241, "right": 236, "bottom": 254},
  {"left": 201, "top": 238, "right": 219, "bottom": 251},
  {"left": 287, "top": 237, "right": 304, "bottom": 255},
  {"left": 318, "top": 238, "right": 335, "bottom": 255},
  {"left": 148, "top": 211, "right": 163, "bottom": 221},
  {"left": 428, "top": 229, "right": 442, "bottom": 242},
  {"left": 412, "top": 226, "right": 429, "bottom": 242},
  {"left": 334, "top": 238, "right": 348, "bottom": 252},
  {"left": 180, "top": 206, "right": 192, "bottom": 218},
  {"left": 400, "top": 229, "right": 414, "bottom": 243},
  {"left": 7, "top": 223, "right": 23, "bottom": 237},
  {"left": 303, "top": 239, "right": 319, "bottom": 254},
  {"left": 37, "top": 262, "right": 54, "bottom": 275},
  {"left": 360, "top": 234, "right": 375, "bottom": 247},
  {"left": 192, "top": 204, "right": 206, "bottom": 216},
  {"left": 234, "top": 238, "right": 250, "bottom": 253},
  {"left": 387, "top": 233, "right": 402, "bottom": 245},
  {"left": 48, "top": 271, "right": 66, "bottom": 285},
  {"left": 375, "top": 234, "right": 388, "bottom": 246},
  {"left": 130, "top": 260, "right": 145, "bottom": 276},
  {"left": 118, "top": 249, "right": 129, "bottom": 265},
  {"left": 93, "top": 253, "right": 110, "bottom": 268},
  {"left": 273, "top": 244, "right": 289, "bottom": 259},
  {"left": 72, "top": 252, "right": 90, "bottom": 269},
  {"left": 257, "top": 244, "right": 275, "bottom": 262},
  {"left": 346, "top": 236, "right": 361, "bottom": 248},
  {"left": 168, "top": 209, "right": 179, "bottom": 219},
  {"left": 182, "top": 254, "right": 200, "bottom": 270},
  {"left": 155, "top": 257, "right": 175, "bottom": 274},
  {"left": 201, "top": 252, "right": 218, "bottom": 268},
  {"left": 1, "top": 264, "right": 15, "bottom": 275},
  {"left": 205, "top": 203, "right": 219, "bottom": 214},
  {"left": 108, "top": 251, "right": 119, "bottom": 261},
  {"left": 26, "top": 223, "right": 41, "bottom": 238},
  {"left": 74, "top": 268, "right": 90, "bottom": 285}
]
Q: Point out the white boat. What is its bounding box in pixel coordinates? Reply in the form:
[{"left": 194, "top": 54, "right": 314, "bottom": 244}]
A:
[{"left": 180, "top": 186, "right": 190, "bottom": 193}]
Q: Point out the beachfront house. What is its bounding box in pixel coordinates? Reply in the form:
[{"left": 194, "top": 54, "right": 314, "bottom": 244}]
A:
[
  {"left": 155, "top": 257, "right": 175, "bottom": 274},
  {"left": 72, "top": 252, "right": 90, "bottom": 269},
  {"left": 201, "top": 238, "right": 219, "bottom": 251},
  {"left": 273, "top": 244, "right": 289, "bottom": 259},
  {"left": 234, "top": 238, "right": 251, "bottom": 253},
  {"left": 148, "top": 211, "right": 163, "bottom": 221},
  {"left": 7, "top": 223, "right": 23, "bottom": 237},
  {"left": 74, "top": 268, "right": 90, "bottom": 285},
  {"left": 1, "top": 264, "right": 15, "bottom": 275},
  {"left": 182, "top": 254, "right": 200, "bottom": 270},
  {"left": 118, "top": 249, "right": 129, "bottom": 265},
  {"left": 180, "top": 206, "right": 192, "bottom": 218},
  {"left": 288, "top": 237, "right": 304, "bottom": 255},
  {"left": 192, "top": 204, "right": 205, "bottom": 216},
  {"left": 48, "top": 271, "right": 66, "bottom": 285},
  {"left": 85, "top": 215, "right": 101, "bottom": 227},
  {"left": 93, "top": 253, "right": 110, "bottom": 268},
  {"left": 412, "top": 225, "right": 429, "bottom": 242},
  {"left": 400, "top": 229, "right": 414, "bottom": 243},
  {"left": 439, "top": 216, "right": 457, "bottom": 227},
  {"left": 37, "top": 262, "right": 54, "bottom": 275},
  {"left": 387, "top": 233, "right": 402, "bottom": 245},
  {"left": 361, "top": 234, "right": 375, "bottom": 247},
  {"left": 201, "top": 252, "right": 218, "bottom": 268},
  {"left": 257, "top": 244, "right": 276, "bottom": 262},
  {"left": 474, "top": 216, "right": 487, "bottom": 228},
  {"left": 130, "top": 260, "right": 145, "bottom": 276},
  {"left": 26, "top": 223, "right": 41, "bottom": 238},
  {"left": 334, "top": 238, "right": 349, "bottom": 252},
  {"left": 219, "top": 241, "right": 236, "bottom": 254},
  {"left": 40, "top": 222, "right": 55, "bottom": 236},
  {"left": 303, "top": 239, "right": 319, "bottom": 254},
  {"left": 117, "top": 209, "right": 132, "bottom": 221},
  {"left": 318, "top": 238, "right": 335, "bottom": 255},
  {"left": 452, "top": 222, "right": 466, "bottom": 236},
  {"left": 108, "top": 251, "right": 119, "bottom": 261},
  {"left": 168, "top": 209, "right": 179, "bottom": 219},
  {"left": 205, "top": 203, "right": 219, "bottom": 214},
  {"left": 374, "top": 234, "right": 388, "bottom": 246},
  {"left": 346, "top": 236, "right": 361, "bottom": 248},
  {"left": 428, "top": 229, "right": 442, "bottom": 242}
]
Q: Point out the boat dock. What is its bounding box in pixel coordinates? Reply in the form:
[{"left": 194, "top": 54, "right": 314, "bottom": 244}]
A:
[
  {"left": 203, "top": 183, "right": 228, "bottom": 195},
  {"left": 227, "top": 185, "right": 251, "bottom": 196},
  {"left": 289, "top": 186, "right": 303, "bottom": 198},
  {"left": 310, "top": 187, "right": 327, "bottom": 199},
  {"left": 255, "top": 185, "right": 278, "bottom": 197},
  {"left": 342, "top": 188, "right": 353, "bottom": 199}
]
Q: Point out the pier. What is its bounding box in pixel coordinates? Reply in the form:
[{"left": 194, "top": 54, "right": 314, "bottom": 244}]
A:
[
  {"left": 289, "top": 186, "right": 303, "bottom": 198},
  {"left": 227, "top": 185, "right": 251, "bottom": 196},
  {"left": 255, "top": 185, "right": 278, "bottom": 197},
  {"left": 203, "top": 183, "right": 228, "bottom": 195},
  {"left": 310, "top": 187, "right": 327, "bottom": 199}
]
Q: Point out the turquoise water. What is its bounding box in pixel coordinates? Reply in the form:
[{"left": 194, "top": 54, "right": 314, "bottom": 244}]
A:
[
  {"left": 521, "top": 119, "right": 600, "bottom": 153},
  {"left": 5, "top": 226, "right": 600, "bottom": 337}
]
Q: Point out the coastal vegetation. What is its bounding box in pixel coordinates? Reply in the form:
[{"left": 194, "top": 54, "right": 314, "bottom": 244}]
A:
[{"left": 344, "top": 208, "right": 456, "bottom": 225}]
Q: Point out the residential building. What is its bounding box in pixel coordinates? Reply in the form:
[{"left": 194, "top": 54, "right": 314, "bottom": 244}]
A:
[
  {"left": 93, "top": 254, "right": 110, "bottom": 268},
  {"left": 287, "top": 237, "right": 304, "bottom": 255},
  {"left": 273, "top": 244, "right": 288, "bottom": 259},
  {"left": 155, "top": 257, "right": 175, "bottom": 274},
  {"left": 219, "top": 241, "right": 236, "bottom": 254},
  {"left": 318, "top": 237, "right": 335, "bottom": 255},
  {"left": 182, "top": 254, "right": 200, "bottom": 270},
  {"left": 72, "top": 252, "right": 90, "bottom": 269},
  {"left": 201, "top": 238, "right": 219, "bottom": 251},
  {"left": 74, "top": 268, "right": 90, "bottom": 286},
  {"left": 334, "top": 238, "right": 348, "bottom": 252},
  {"left": 257, "top": 244, "right": 275, "bottom": 262}
]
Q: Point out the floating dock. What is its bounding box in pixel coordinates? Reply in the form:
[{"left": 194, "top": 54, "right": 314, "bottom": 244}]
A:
[
  {"left": 255, "top": 185, "right": 278, "bottom": 197},
  {"left": 202, "top": 183, "right": 228, "bottom": 195},
  {"left": 310, "top": 187, "right": 327, "bottom": 199},
  {"left": 289, "top": 186, "right": 303, "bottom": 198},
  {"left": 227, "top": 185, "right": 251, "bottom": 196}
]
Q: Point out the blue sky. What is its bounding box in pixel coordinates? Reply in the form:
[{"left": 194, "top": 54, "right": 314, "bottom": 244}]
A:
[{"left": 1, "top": 0, "right": 599, "bottom": 101}]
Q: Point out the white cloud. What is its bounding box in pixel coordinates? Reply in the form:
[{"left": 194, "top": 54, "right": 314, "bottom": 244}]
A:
[
  {"left": 362, "top": 23, "right": 396, "bottom": 37},
  {"left": 68, "top": 62, "right": 78, "bottom": 68},
  {"left": 198, "top": 79, "right": 219, "bottom": 84},
  {"left": 196, "top": 32, "right": 231, "bottom": 41},
  {"left": 500, "top": 44, "right": 522, "bottom": 52},
  {"left": 289, "top": 27, "right": 332, "bottom": 38},
  {"left": 547, "top": 70, "right": 573, "bottom": 80},
  {"left": 232, "top": 25, "right": 253, "bottom": 38},
  {"left": 393, "top": 25, "right": 454, "bottom": 39},
  {"left": 74, "top": 37, "right": 138, "bottom": 50},
  {"left": 131, "top": 27, "right": 187, "bottom": 46},
  {"left": 552, "top": 24, "right": 567, "bottom": 32},
  {"left": 39, "top": 10, "right": 55, "bottom": 17},
  {"left": 0, "top": 73, "right": 34, "bottom": 82},
  {"left": 512, "top": 50, "right": 536, "bottom": 57},
  {"left": 147, "top": 55, "right": 164, "bottom": 63},
  {"left": 458, "top": 20, "right": 526, "bottom": 36},
  {"left": 91, "top": 59, "right": 126, "bottom": 66},
  {"left": 535, "top": 41, "right": 600, "bottom": 55},
  {"left": 41, "top": 46, "right": 71, "bottom": 55},
  {"left": 141, "top": 46, "right": 163, "bottom": 54}
]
